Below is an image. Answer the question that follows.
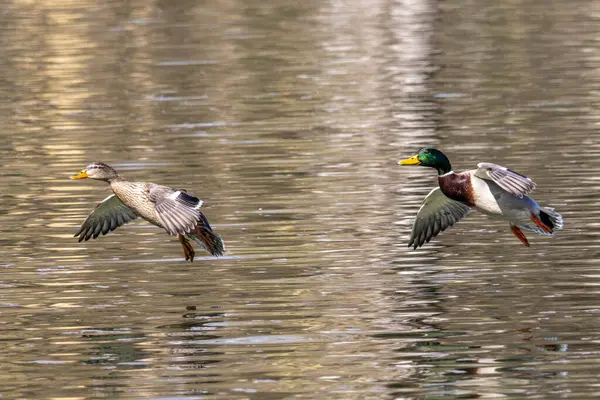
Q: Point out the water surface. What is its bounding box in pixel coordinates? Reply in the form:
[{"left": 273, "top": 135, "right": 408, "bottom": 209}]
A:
[{"left": 1, "top": 0, "right": 599, "bottom": 398}]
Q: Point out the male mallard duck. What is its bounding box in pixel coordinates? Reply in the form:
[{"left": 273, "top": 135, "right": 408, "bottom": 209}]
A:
[
  {"left": 71, "top": 162, "right": 224, "bottom": 261},
  {"left": 398, "top": 148, "right": 563, "bottom": 249}
]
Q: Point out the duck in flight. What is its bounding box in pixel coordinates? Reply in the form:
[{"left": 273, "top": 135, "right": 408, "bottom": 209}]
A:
[
  {"left": 398, "top": 148, "right": 563, "bottom": 249},
  {"left": 71, "top": 162, "right": 224, "bottom": 261}
]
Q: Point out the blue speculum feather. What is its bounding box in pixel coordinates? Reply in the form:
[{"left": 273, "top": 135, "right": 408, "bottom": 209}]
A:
[{"left": 178, "top": 191, "right": 201, "bottom": 207}]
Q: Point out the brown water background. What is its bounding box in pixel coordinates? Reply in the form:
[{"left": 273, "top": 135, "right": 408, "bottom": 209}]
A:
[{"left": 1, "top": 0, "right": 599, "bottom": 398}]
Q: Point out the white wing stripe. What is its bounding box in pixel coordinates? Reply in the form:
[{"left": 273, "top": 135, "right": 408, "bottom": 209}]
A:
[{"left": 168, "top": 191, "right": 182, "bottom": 200}]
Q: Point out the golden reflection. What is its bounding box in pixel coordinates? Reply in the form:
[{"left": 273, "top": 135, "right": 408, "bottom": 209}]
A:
[{"left": 0, "top": 0, "right": 592, "bottom": 398}]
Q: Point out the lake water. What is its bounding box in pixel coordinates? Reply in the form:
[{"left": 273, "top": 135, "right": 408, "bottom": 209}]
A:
[{"left": 1, "top": 0, "right": 599, "bottom": 398}]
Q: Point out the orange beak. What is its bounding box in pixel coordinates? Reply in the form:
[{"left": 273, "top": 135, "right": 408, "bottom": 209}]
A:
[{"left": 70, "top": 170, "right": 88, "bottom": 179}]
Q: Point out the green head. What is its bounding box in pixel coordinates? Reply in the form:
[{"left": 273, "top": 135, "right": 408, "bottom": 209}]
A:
[{"left": 398, "top": 148, "right": 452, "bottom": 175}]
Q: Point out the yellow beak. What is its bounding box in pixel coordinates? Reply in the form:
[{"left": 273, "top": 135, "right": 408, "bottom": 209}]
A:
[
  {"left": 70, "top": 170, "right": 88, "bottom": 179},
  {"left": 398, "top": 155, "right": 421, "bottom": 165}
]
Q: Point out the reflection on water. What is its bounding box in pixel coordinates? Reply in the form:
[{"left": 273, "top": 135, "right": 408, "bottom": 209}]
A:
[{"left": 1, "top": 0, "right": 599, "bottom": 398}]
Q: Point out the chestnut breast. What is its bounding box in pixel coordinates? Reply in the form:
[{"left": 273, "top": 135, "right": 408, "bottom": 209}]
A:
[{"left": 438, "top": 173, "right": 475, "bottom": 207}]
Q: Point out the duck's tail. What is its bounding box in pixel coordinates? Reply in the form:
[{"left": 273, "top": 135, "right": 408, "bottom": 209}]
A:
[
  {"left": 540, "top": 207, "right": 563, "bottom": 232},
  {"left": 520, "top": 207, "right": 563, "bottom": 236},
  {"left": 189, "top": 213, "right": 225, "bottom": 257}
]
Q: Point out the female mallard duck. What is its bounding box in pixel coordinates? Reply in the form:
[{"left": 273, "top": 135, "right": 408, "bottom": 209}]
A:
[
  {"left": 398, "top": 148, "right": 563, "bottom": 249},
  {"left": 71, "top": 162, "right": 224, "bottom": 261}
]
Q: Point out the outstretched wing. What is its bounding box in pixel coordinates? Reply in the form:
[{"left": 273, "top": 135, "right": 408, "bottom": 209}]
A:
[
  {"left": 475, "top": 162, "right": 536, "bottom": 198},
  {"left": 409, "top": 188, "right": 471, "bottom": 249},
  {"left": 148, "top": 185, "right": 203, "bottom": 235},
  {"left": 75, "top": 194, "right": 138, "bottom": 241}
]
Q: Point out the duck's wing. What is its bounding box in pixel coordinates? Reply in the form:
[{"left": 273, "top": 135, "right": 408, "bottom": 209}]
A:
[
  {"left": 409, "top": 188, "right": 471, "bottom": 249},
  {"left": 475, "top": 162, "right": 536, "bottom": 198},
  {"left": 75, "top": 194, "right": 138, "bottom": 241},
  {"left": 148, "top": 185, "right": 203, "bottom": 235}
]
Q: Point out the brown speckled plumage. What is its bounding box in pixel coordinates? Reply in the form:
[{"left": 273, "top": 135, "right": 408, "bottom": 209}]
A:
[
  {"left": 110, "top": 180, "right": 165, "bottom": 227},
  {"left": 71, "top": 162, "right": 224, "bottom": 261}
]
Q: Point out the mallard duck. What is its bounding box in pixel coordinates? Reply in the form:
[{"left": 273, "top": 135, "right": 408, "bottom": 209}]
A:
[
  {"left": 71, "top": 162, "right": 224, "bottom": 261},
  {"left": 398, "top": 148, "right": 563, "bottom": 249}
]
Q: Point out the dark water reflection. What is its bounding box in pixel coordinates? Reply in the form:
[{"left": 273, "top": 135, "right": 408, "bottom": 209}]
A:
[{"left": 1, "top": 0, "right": 599, "bottom": 398}]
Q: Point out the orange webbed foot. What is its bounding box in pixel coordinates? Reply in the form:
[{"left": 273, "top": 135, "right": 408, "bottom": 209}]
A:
[
  {"left": 511, "top": 225, "right": 530, "bottom": 247},
  {"left": 530, "top": 212, "right": 553, "bottom": 234},
  {"left": 179, "top": 234, "right": 195, "bottom": 262}
]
